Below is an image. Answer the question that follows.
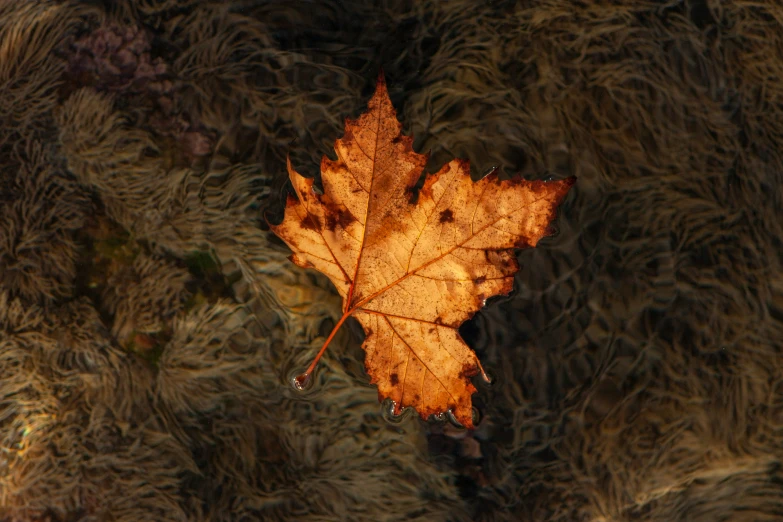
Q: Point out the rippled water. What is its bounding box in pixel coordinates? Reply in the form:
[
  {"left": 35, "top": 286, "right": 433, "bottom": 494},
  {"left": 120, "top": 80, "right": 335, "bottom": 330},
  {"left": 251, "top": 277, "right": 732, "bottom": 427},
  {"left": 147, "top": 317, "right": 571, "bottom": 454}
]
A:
[{"left": 3, "top": 1, "right": 782, "bottom": 521}]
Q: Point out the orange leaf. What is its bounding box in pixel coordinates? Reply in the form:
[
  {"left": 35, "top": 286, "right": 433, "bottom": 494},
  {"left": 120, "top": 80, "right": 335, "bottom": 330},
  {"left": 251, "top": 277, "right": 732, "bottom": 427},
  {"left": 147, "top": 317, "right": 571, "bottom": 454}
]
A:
[{"left": 269, "top": 73, "right": 575, "bottom": 428}]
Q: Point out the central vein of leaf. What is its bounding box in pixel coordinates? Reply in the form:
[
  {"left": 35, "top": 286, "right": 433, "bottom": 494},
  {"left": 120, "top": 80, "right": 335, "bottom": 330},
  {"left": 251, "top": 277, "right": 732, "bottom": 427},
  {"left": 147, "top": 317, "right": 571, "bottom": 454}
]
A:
[{"left": 345, "top": 106, "right": 383, "bottom": 312}]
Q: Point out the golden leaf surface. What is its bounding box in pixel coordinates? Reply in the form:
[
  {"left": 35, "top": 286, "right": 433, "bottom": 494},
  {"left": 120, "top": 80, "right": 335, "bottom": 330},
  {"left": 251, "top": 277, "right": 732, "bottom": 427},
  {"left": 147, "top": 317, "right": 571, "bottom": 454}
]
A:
[{"left": 270, "top": 74, "right": 575, "bottom": 428}]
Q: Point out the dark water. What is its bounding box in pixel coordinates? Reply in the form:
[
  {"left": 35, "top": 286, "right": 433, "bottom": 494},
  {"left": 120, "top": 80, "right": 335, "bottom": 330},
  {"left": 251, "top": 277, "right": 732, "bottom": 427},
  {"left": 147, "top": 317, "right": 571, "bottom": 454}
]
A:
[{"left": 1, "top": 1, "right": 782, "bottom": 521}]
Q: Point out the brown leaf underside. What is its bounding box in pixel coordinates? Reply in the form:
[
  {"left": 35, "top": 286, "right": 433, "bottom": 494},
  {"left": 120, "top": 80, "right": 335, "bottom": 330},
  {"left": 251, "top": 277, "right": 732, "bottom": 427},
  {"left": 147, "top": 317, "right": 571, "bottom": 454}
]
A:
[{"left": 270, "top": 74, "right": 575, "bottom": 428}]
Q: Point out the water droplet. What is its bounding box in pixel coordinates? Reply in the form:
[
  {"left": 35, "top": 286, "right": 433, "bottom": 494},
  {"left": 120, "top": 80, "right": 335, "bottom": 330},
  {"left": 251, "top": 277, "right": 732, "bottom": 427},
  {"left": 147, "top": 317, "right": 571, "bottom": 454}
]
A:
[
  {"left": 380, "top": 399, "right": 410, "bottom": 425},
  {"left": 292, "top": 372, "right": 311, "bottom": 391},
  {"left": 481, "top": 166, "right": 499, "bottom": 178},
  {"left": 471, "top": 406, "right": 482, "bottom": 426},
  {"left": 284, "top": 367, "right": 328, "bottom": 401},
  {"left": 446, "top": 410, "right": 465, "bottom": 429}
]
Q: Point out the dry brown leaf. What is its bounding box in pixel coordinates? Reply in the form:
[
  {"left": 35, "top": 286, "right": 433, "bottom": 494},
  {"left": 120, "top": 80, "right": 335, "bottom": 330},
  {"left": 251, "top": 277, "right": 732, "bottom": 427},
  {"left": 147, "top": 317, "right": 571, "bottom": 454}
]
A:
[{"left": 270, "top": 74, "right": 575, "bottom": 428}]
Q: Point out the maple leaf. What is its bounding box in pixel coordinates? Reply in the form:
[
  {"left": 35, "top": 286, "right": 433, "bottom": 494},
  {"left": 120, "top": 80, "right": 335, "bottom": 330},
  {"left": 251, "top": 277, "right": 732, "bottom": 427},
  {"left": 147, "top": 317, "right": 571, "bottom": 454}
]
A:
[{"left": 269, "top": 74, "right": 575, "bottom": 428}]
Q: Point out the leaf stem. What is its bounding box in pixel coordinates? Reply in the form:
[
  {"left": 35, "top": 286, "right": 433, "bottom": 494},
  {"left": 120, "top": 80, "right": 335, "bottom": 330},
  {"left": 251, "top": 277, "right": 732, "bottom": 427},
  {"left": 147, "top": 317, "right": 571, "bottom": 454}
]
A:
[{"left": 295, "top": 308, "right": 353, "bottom": 387}]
